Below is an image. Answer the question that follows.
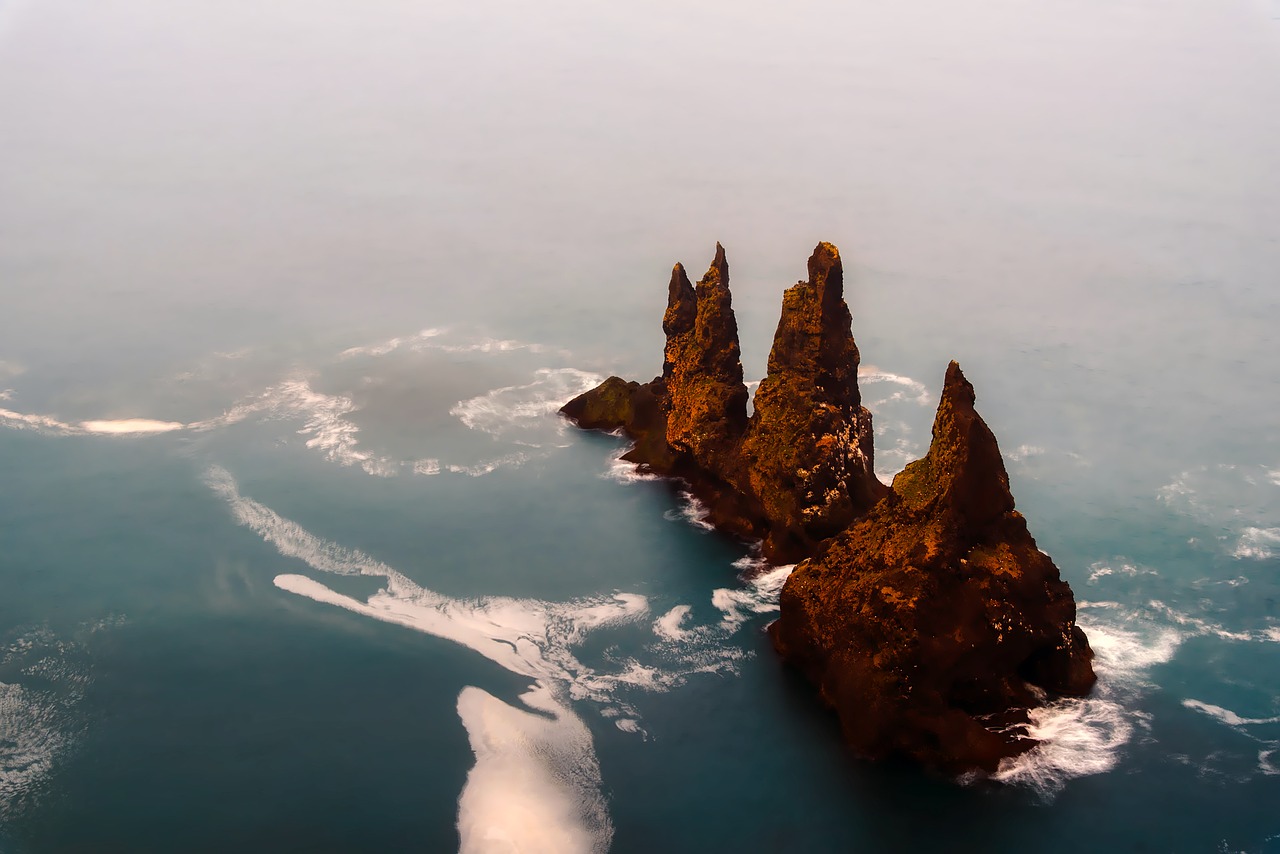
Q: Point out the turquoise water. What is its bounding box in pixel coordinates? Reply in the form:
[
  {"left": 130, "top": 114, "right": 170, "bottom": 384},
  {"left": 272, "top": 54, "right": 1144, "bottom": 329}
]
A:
[{"left": 2, "top": 0, "right": 1279, "bottom": 851}]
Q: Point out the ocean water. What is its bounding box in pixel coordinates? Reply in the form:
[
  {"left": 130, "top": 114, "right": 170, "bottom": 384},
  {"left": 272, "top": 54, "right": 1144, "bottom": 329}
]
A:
[{"left": 2, "top": 0, "right": 1279, "bottom": 851}]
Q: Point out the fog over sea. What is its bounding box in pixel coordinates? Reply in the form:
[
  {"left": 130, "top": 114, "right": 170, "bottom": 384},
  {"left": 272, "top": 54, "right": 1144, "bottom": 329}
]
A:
[{"left": 1, "top": 0, "right": 1279, "bottom": 851}]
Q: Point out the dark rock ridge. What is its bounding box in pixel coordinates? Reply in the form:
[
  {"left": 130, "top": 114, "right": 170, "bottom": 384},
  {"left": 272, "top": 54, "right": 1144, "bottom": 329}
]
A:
[
  {"left": 770, "top": 361, "right": 1095, "bottom": 773},
  {"left": 560, "top": 242, "right": 884, "bottom": 562},
  {"left": 561, "top": 243, "right": 1095, "bottom": 775}
]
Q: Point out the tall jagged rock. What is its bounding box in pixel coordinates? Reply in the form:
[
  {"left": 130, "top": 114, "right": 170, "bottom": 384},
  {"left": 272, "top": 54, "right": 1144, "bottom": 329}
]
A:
[
  {"left": 770, "top": 362, "right": 1095, "bottom": 774},
  {"left": 741, "top": 242, "right": 886, "bottom": 561},
  {"left": 561, "top": 242, "right": 880, "bottom": 556},
  {"left": 559, "top": 244, "right": 763, "bottom": 539},
  {"left": 662, "top": 245, "right": 750, "bottom": 476}
]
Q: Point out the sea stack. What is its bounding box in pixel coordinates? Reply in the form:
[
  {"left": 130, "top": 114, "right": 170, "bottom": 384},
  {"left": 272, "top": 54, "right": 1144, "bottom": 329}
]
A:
[
  {"left": 741, "top": 242, "right": 886, "bottom": 561},
  {"left": 560, "top": 242, "right": 885, "bottom": 559},
  {"left": 660, "top": 245, "right": 750, "bottom": 477},
  {"left": 769, "top": 362, "right": 1095, "bottom": 773},
  {"left": 561, "top": 244, "right": 1095, "bottom": 776}
]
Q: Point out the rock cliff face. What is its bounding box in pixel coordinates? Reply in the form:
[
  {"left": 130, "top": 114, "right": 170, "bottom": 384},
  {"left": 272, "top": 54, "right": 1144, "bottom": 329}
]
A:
[
  {"left": 561, "top": 243, "right": 1094, "bottom": 776},
  {"left": 770, "top": 362, "right": 1095, "bottom": 773}
]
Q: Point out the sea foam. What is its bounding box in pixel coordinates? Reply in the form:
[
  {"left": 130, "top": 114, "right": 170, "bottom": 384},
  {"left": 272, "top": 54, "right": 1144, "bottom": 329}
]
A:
[
  {"left": 456, "top": 685, "right": 611, "bottom": 854},
  {"left": 857, "top": 366, "right": 931, "bottom": 406},
  {"left": 1182, "top": 699, "right": 1280, "bottom": 728},
  {"left": 993, "top": 611, "right": 1183, "bottom": 797},
  {"left": 209, "top": 465, "right": 795, "bottom": 845},
  {"left": 450, "top": 368, "right": 602, "bottom": 441}
]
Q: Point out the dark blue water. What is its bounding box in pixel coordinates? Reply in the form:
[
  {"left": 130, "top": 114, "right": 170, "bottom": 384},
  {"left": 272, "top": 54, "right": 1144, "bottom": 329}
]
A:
[{"left": 2, "top": 0, "right": 1278, "bottom": 851}]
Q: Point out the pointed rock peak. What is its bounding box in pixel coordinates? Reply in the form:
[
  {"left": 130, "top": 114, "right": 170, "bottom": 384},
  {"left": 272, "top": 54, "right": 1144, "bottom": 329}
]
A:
[
  {"left": 941, "top": 359, "right": 976, "bottom": 411},
  {"left": 699, "top": 242, "right": 730, "bottom": 292},
  {"left": 806, "top": 241, "right": 842, "bottom": 286},
  {"left": 893, "top": 361, "right": 1014, "bottom": 529},
  {"left": 663, "top": 262, "right": 697, "bottom": 339},
  {"left": 757, "top": 241, "right": 860, "bottom": 408}
]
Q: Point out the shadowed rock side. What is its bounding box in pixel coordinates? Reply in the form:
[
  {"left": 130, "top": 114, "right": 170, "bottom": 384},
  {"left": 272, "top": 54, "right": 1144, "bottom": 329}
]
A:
[
  {"left": 560, "top": 242, "right": 882, "bottom": 559},
  {"left": 742, "top": 242, "right": 886, "bottom": 560},
  {"left": 770, "top": 362, "right": 1096, "bottom": 774}
]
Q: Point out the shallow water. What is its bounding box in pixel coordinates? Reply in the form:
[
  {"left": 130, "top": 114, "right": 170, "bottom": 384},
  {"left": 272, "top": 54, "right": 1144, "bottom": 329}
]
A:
[{"left": 2, "top": 0, "right": 1278, "bottom": 851}]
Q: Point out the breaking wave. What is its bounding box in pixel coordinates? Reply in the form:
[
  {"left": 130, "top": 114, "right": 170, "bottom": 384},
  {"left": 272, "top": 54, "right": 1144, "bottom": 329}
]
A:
[
  {"left": 992, "top": 611, "right": 1178, "bottom": 796},
  {"left": 663, "top": 491, "right": 714, "bottom": 531},
  {"left": 994, "top": 594, "right": 1280, "bottom": 798}
]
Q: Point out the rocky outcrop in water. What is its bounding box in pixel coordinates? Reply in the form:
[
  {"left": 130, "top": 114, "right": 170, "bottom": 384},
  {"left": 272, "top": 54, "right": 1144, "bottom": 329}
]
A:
[
  {"left": 560, "top": 242, "right": 884, "bottom": 560},
  {"left": 561, "top": 244, "right": 1094, "bottom": 776},
  {"left": 769, "top": 362, "right": 1095, "bottom": 773},
  {"left": 741, "top": 243, "right": 886, "bottom": 560}
]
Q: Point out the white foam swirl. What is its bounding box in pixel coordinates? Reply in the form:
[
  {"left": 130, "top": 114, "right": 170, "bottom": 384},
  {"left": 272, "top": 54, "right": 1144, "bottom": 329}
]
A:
[
  {"left": 1182, "top": 700, "right": 1280, "bottom": 727},
  {"left": 451, "top": 368, "right": 602, "bottom": 440},
  {"left": 207, "top": 465, "right": 788, "bottom": 850},
  {"left": 858, "top": 366, "right": 931, "bottom": 405}
]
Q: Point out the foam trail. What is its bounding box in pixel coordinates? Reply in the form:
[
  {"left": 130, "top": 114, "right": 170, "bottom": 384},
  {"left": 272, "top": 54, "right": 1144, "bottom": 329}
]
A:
[
  {"left": 210, "top": 467, "right": 649, "bottom": 849},
  {"left": 448, "top": 453, "right": 531, "bottom": 477},
  {"left": 857, "top": 366, "right": 931, "bottom": 405},
  {"left": 339, "top": 327, "right": 445, "bottom": 359},
  {"left": 456, "top": 685, "right": 611, "bottom": 854},
  {"left": 80, "top": 419, "right": 184, "bottom": 434},
  {"left": 1, "top": 408, "right": 184, "bottom": 437},
  {"left": 0, "top": 408, "right": 78, "bottom": 435},
  {"left": 209, "top": 465, "right": 811, "bottom": 845},
  {"left": 1007, "top": 444, "right": 1045, "bottom": 462},
  {"left": 451, "top": 369, "right": 602, "bottom": 439},
  {"left": 1182, "top": 700, "right": 1280, "bottom": 727}
]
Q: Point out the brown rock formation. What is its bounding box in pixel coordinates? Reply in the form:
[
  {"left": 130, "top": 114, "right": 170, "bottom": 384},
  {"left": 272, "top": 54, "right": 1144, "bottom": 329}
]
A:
[
  {"left": 562, "top": 243, "right": 1095, "bottom": 777},
  {"left": 560, "top": 242, "right": 882, "bottom": 559},
  {"left": 769, "top": 362, "right": 1095, "bottom": 774},
  {"left": 661, "top": 245, "right": 750, "bottom": 476},
  {"left": 741, "top": 242, "right": 886, "bottom": 560}
]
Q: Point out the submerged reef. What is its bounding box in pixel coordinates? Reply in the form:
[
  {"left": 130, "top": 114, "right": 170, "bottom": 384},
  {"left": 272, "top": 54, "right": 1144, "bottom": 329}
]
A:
[{"left": 560, "top": 242, "right": 1095, "bottom": 776}]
